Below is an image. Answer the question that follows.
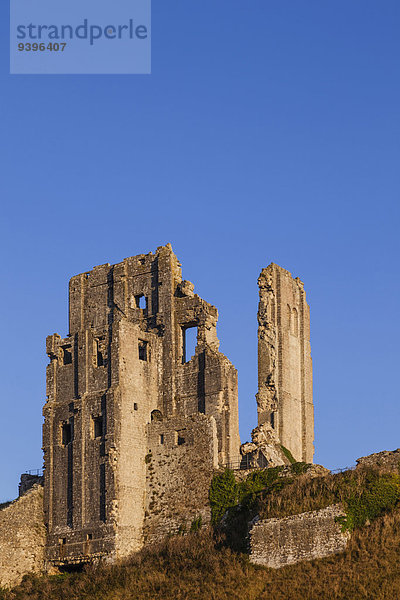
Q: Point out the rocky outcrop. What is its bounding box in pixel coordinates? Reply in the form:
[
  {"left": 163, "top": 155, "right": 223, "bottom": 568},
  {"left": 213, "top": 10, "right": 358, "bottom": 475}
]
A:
[
  {"left": 356, "top": 449, "right": 400, "bottom": 471},
  {"left": 240, "top": 422, "right": 290, "bottom": 468}
]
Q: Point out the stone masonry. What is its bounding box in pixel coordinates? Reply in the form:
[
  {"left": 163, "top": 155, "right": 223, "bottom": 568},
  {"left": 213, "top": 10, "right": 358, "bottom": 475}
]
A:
[
  {"left": 254, "top": 264, "right": 314, "bottom": 463},
  {"left": 0, "top": 485, "right": 46, "bottom": 588},
  {"left": 249, "top": 505, "right": 349, "bottom": 568},
  {"left": 43, "top": 244, "right": 240, "bottom": 566},
  {"left": 0, "top": 245, "right": 316, "bottom": 580}
]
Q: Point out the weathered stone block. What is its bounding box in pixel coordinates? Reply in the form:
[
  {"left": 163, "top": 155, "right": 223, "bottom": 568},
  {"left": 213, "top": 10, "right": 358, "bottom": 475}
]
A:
[{"left": 249, "top": 504, "right": 349, "bottom": 568}]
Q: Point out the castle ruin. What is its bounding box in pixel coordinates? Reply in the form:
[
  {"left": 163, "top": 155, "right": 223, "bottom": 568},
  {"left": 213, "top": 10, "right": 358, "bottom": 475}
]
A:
[{"left": 2, "top": 244, "right": 314, "bottom": 579}]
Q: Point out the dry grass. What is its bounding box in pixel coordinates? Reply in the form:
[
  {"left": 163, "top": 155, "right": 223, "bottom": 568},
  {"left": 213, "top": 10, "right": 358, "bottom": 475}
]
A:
[
  {"left": 3, "top": 508, "right": 400, "bottom": 600},
  {"left": 258, "top": 467, "right": 398, "bottom": 521}
]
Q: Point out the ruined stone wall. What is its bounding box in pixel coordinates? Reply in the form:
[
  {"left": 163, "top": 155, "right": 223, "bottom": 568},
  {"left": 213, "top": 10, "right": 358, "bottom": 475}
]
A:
[
  {"left": 0, "top": 486, "right": 46, "bottom": 589},
  {"left": 114, "top": 320, "right": 162, "bottom": 558},
  {"left": 144, "top": 414, "right": 218, "bottom": 544},
  {"left": 249, "top": 505, "right": 348, "bottom": 568},
  {"left": 257, "top": 263, "right": 313, "bottom": 462},
  {"left": 43, "top": 244, "right": 240, "bottom": 566}
]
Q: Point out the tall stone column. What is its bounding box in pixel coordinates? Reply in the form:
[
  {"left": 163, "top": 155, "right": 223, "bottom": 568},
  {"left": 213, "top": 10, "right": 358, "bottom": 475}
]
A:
[{"left": 257, "top": 264, "right": 314, "bottom": 463}]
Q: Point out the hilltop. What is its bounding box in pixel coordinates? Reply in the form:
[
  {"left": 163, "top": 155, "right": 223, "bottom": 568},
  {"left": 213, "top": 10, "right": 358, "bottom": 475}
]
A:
[{"left": 2, "top": 461, "right": 400, "bottom": 600}]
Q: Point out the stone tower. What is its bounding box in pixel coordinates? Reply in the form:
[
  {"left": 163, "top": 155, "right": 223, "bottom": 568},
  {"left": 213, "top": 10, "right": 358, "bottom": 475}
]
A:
[
  {"left": 43, "top": 245, "right": 240, "bottom": 566},
  {"left": 256, "top": 264, "right": 314, "bottom": 462}
]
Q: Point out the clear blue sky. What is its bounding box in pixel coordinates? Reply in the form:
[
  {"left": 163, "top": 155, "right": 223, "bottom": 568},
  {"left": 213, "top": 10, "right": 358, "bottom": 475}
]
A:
[{"left": 1, "top": 1, "right": 399, "bottom": 502}]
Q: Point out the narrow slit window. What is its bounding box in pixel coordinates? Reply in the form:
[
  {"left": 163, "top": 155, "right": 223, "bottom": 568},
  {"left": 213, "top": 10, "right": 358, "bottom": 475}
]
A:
[
  {"left": 93, "top": 416, "right": 103, "bottom": 439},
  {"left": 62, "top": 423, "right": 72, "bottom": 446},
  {"left": 134, "top": 403, "right": 138, "bottom": 411},
  {"left": 138, "top": 340, "right": 148, "bottom": 361},
  {"left": 95, "top": 339, "right": 104, "bottom": 367},
  {"left": 160, "top": 434, "right": 164, "bottom": 445},
  {"left": 182, "top": 326, "right": 197, "bottom": 363}
]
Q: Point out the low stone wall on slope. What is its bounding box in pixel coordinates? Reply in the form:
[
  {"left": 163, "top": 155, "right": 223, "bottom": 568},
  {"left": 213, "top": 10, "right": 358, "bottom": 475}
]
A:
[
  {"left": 249, "top": 504, "right": 349, "bottom": 568},
  {"left": 0, "top": 485, "right": 46, "bottom": 589}
]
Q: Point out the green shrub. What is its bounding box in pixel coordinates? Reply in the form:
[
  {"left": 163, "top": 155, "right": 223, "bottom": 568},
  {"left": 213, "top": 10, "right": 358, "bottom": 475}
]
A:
[
  {"left": 290, "top": 462, "right": 310, "bottom": 475},
  {"left": 209, "top": 469, "right": 238, "bottom": 525},
  {"left": 337, "top": 473, "right": 400, "bottom": 531}
]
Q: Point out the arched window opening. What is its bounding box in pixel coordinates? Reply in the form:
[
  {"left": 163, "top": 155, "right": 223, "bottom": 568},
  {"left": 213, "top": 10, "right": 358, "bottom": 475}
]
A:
[{"left": 151, "top": 410, "right": 163, "bottom": 422}]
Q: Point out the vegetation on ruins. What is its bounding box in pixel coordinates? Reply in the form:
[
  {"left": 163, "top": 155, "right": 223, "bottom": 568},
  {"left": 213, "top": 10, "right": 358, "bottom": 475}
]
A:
[
  {"left": 209, "top": 464, "right": 400, "bottom": 553},
  {"left": 3, "top": 505, "right": 400, "bottom": 600}
]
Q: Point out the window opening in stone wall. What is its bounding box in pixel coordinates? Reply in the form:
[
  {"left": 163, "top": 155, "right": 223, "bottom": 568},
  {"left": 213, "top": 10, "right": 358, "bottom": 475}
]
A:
[
  {"left": 151, "top": 409, "right": 163, "bottom": 422},
  {"left": 95, "top": 339, "right": 104, "bottom": 367},
  {"left": 160, "top": 434, "right": 164, "bottom": 445},
  {"left": 62, "top": 422, "right": 72, "bottom": 446},
  {"left": 176, "top": 431, "right": 186, "bottom": 446},
  {"left": 86, "top": 533, "right": 92, "bottom": 541},
  {"left": 93, "top": 416, "right": 103, "bottom": 439},
  {"left": 63, "top": 346, "right": 72, "bottom": 365},
  {"left": 134, "top": 403, "right": 138, "bottom": 411},
  {"left": 270, "top": 412, "right": 275, "bottom": 429},
  {"left": 287, "top": 305, "right": 291, "bottom": 333},
  {"left": 182, "top": 326, "right": 197, "bottom": 363},
  {"left": 59, "top": 538, "right": 66, "bottom": 545},
  {"left": 135, "top": 294, "right": 148, "bottom": 312},
  {"left": 138, "top": 340, "right": 148, "bottom": 361}
]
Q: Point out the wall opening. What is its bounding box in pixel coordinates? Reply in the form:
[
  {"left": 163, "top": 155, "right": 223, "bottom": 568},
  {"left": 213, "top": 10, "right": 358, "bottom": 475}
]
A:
[
  {"left": 151, "top": 409, "right": 163, "bottom": 422},
  {"left": 182, "top": 326, "right": 197, "bottom": 363},
  {"left": 62, "top": 423, "right": 72, "bottom": 446},
  {"left": 134, "top": 403, "right": 138, "bottom": 411},
  {"left": 135, "top": 294, "right": 148, "bottom": 312},
  {"left": 176, "top": 431, "right": 186, "bottom": 445},
  {"left": 138, "top": 340, "right": 148, "bottom": 361},
  {"left": 93, "top": 416, "right": 103, "bottom": 439},
  {"left": 159, "top": 434, "right": 164, "bottom": 445},
  {"left": 63, "top": 346, "right": 72, "bottom": 365},
  {"left": 95, "top": 339, "right": 104, "bottom": 367},
  {"left": 270, "top": 412, "right": 275, "bottom": 429}
]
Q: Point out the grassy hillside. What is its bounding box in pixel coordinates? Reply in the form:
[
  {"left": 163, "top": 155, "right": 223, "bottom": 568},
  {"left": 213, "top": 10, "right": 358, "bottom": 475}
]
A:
[
  {"left": 1, "top": 513, "right": 400, "bottom": 600},
  {"left": 2, "top": 465, "right": 400, "bottom": 600}
]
